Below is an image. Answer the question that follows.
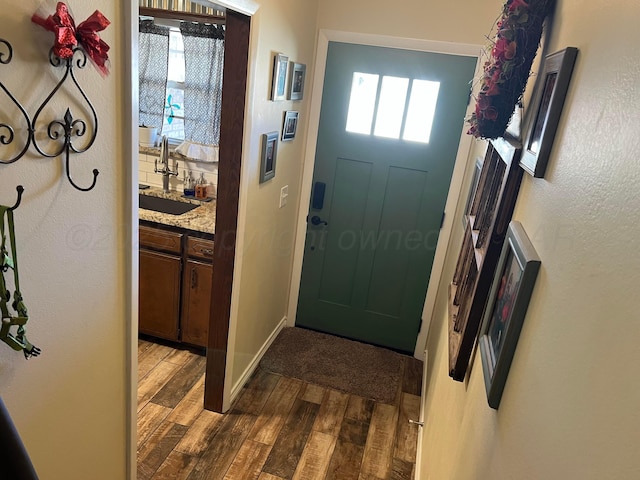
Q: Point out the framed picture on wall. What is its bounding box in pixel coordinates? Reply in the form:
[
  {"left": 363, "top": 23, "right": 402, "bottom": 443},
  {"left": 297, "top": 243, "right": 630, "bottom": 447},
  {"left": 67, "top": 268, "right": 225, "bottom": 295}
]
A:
[
  {"left": 282, "top": 111, "right": 299, "bottom": 141},
  {"left": 288, "top": 62, "right": 306, "bottom": 100},
  {"left": 520, "top": 47, "right": 578, "bottom": 178},
  {"left": 271, "top": 53, "right": 289, "bottom": 101},
  {"left": 461, "top": 156, "right": 483, "bottom": 228},
  {"left": 260, "top": 132, "right": 278, "bottom": 183},
  {"left": 479, "top": 221, "right": 541, "bottom": 409}
]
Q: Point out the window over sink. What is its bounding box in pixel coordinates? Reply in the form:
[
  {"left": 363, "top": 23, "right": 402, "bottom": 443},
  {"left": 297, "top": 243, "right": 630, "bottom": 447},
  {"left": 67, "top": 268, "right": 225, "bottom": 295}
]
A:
[{"left": 139, "top": 17, "right": 225, "bottom": 146}]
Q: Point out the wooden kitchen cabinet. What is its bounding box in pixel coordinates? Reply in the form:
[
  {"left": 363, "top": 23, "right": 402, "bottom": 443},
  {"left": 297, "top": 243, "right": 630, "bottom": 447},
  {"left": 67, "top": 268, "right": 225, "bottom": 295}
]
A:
[
  {"left": 139, "top": 223, "right": 213, "bottom": 348},
  {"left": 181, "top": 236, "right": 215, "bottom": 347},
  {"left": 181, "top": 260, "right": 213, "bottom": 347},
  {"left": 139, "top": 248, "right": 181, "bottom": 341}
]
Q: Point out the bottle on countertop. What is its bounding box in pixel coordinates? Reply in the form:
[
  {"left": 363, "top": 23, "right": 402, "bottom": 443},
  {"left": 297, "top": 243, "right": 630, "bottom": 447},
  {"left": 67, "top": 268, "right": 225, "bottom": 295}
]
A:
[
  {"left": 183, "top": 170, "right": 195, "bottom": 197},
  {"left": 205, "top": 181, "right": 216, "bottom": 199},
  {"left": 195, "top": 172, "right": 208, "bottom": 200}
]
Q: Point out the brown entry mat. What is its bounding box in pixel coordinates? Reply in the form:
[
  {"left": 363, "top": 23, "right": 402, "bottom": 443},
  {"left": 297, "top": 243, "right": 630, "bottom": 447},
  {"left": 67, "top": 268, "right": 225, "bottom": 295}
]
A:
[{"left": 260, "top": 327, "right": 408, "bottom": 403}]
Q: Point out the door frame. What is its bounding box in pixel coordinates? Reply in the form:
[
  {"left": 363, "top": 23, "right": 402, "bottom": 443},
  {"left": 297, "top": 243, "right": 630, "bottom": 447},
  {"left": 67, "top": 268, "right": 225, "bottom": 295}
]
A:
[{"left": 287, "top": 29, "right": 483, "bottom": 359}]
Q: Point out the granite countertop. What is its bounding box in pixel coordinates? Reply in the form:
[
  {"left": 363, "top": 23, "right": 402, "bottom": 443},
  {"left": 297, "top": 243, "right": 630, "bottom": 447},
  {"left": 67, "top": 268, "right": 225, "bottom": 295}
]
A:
[{"left": 139, "top": 186, "right": 216, "bottom": 235}]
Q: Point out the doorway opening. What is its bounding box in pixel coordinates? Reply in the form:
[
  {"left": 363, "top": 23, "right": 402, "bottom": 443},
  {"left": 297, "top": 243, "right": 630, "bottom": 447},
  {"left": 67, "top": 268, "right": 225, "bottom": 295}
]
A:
[{"left": 132, "top": 5, "right": 250, "bottom": 419}]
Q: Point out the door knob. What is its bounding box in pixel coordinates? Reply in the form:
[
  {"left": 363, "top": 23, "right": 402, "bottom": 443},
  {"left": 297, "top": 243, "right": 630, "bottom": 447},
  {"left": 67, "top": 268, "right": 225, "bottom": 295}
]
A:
[{"left": 309, "top": 215, "right": 328, "bottom": 226}]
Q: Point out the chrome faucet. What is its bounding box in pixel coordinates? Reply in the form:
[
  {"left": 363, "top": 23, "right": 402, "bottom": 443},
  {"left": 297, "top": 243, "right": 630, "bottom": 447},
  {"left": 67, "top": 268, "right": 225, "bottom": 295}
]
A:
[{"left": 154, "top": 135, "right": 179, "bottom": 193}]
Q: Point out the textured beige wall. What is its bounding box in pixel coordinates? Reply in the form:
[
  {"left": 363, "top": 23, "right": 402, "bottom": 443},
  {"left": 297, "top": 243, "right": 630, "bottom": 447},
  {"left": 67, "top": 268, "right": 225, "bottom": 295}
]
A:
[
  {"left": 422, "top": 0, "right": 640, "bottom": 478},
  {"left": 0, "top": 1, "right": 129, "bottom": 479},
  {"left": 317, "top": 0, "right": 498, "bottom": 45},
  {"left": 230, "top": 0, "right": 319, "bottom": 385}
]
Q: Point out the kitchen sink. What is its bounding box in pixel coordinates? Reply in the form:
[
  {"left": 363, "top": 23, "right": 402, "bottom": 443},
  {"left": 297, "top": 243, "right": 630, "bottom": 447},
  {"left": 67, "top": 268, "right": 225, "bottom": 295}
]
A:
[{"left": 139, "top": 194, "right": 199, "bottom": 215}]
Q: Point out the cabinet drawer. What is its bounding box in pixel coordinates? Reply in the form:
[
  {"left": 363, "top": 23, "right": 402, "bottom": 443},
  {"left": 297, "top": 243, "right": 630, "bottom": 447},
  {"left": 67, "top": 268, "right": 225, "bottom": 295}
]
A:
[
  {"left": 139, "top": 225, "right": 183, "bottom": 254},
  {"left": 187, "top": 237, "right": 215, "bottom": 261}
]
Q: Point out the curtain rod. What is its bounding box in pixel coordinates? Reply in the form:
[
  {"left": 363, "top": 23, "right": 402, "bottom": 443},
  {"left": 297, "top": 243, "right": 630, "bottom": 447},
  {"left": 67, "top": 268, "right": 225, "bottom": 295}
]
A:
[{"left": 139, "top": 7, "right": 226, "bottom": 25}]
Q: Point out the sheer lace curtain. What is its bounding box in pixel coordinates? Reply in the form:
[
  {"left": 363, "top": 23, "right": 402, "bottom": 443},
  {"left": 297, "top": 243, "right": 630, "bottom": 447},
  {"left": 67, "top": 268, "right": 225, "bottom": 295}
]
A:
[
  {"left": 180, "top": 22, "right": 225, "bottom": 146},
  {"left": 139, "top": 19, "right": 169, "bottom": 130}
]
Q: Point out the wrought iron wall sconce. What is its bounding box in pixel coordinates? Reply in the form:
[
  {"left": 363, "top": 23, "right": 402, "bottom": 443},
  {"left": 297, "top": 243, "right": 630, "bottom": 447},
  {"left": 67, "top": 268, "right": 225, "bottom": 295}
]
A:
[{"left": 0, "top": 38, "right": 100, "bottom": 192}]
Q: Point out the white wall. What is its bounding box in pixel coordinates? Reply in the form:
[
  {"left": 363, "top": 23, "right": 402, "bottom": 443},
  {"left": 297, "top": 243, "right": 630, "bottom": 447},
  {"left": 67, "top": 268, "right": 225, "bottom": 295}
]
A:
[
  {"left": 421, "top": 0, "right": 640, "bottom": 478},
  {"left": 0, "top": 1, "right": 129, "bottom": 479}
]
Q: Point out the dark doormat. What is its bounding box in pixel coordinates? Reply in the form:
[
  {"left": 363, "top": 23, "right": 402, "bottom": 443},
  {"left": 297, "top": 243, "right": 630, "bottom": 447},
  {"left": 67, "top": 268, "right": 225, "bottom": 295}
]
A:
[{"left": 259, "top": 327, "right": 409, "bottom": 403}]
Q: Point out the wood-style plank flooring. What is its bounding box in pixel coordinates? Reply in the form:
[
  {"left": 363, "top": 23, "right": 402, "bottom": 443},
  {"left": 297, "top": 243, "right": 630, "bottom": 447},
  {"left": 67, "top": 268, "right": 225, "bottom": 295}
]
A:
[{"left": 137, "top": 337, "right": 423, "bottom": 480}]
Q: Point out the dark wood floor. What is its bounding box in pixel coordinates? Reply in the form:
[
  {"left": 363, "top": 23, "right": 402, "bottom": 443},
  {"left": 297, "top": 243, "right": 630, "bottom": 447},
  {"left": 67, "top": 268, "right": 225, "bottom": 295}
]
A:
[{"left": 137, "top": 338, "right": 423, "bottom": 480}]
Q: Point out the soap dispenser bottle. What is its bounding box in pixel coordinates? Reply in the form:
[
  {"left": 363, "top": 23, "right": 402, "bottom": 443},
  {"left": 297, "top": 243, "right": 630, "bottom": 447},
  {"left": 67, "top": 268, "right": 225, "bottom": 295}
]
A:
[
  {"left": 195, "top": 172, "right": 207, "bottom": 199},
  {"left": 183, "top": 170, "right": 195, "bottom": 197}
]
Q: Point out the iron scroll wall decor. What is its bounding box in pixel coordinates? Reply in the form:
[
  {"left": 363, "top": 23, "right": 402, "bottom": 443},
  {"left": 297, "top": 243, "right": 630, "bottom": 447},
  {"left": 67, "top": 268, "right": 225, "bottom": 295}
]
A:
[
  {"left": 32, "top": 47, "right": 100, "bottom": 191},
  {"left": 0, "top": 39, "right": 32, "bottom": 164},
  {"left": 0, "top": 38, "right": 100, "bottom": 192}
]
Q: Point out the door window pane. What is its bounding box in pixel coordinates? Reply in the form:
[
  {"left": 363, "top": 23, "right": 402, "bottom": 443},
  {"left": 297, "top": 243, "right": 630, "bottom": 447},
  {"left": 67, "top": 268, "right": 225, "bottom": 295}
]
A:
[
  {"left": 403, "top": 80, "right": 440, "bottom": 143},
  {"left": 373, "top": 76, "right": 409, "bottom": 139},
  {"left": 346, "top": 73, "right": 379, "bottom": 135}
]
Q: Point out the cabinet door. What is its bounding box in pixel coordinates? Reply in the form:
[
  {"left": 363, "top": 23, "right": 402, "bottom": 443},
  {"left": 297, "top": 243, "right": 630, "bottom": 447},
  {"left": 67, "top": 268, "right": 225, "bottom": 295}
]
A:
[
  {"left": 181, "top": 260, "right": 212, "bottom": 347},
  {"left": 139, "top": 249, "right": 181, "bottom": 341}
]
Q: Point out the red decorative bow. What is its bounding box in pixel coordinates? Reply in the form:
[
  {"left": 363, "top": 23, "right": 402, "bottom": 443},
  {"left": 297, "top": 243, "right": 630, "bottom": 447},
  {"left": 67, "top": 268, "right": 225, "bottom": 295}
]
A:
[{"left": 32, "top": 2, "right": 110, "bottom": 76}]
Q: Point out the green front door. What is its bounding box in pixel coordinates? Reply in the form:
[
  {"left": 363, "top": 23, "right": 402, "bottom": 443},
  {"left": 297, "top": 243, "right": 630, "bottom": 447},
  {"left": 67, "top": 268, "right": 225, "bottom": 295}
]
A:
[{"left": 296, "top": 42, "right": 476, "bottom": 353}]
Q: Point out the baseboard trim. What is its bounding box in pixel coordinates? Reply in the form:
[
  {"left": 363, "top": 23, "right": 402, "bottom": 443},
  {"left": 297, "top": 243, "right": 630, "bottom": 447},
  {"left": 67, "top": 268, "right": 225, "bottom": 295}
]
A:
[{"left": 229, "top": 316, "right": 287, "bottom": 405}]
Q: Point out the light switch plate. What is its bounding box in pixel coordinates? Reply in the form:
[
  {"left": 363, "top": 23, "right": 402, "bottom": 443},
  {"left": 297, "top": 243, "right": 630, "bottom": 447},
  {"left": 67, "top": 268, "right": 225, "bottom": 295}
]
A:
[{"left": 279, "top": 185, "right": 289, "bottom": 208}]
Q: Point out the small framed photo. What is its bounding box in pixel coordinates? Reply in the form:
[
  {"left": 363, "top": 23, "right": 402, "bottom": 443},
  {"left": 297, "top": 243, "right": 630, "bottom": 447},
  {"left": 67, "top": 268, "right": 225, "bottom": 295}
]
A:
[
  {"left": 259, "top": 132, "right": 278, "bottom": 183},
  {"left": 288, "top": 62, "right": 306, "bottom": 101},
  {"left": 281, "top": 111, "right": 299, "bottom": 141},
  {"left": 479, "top": 221, "right": 541, "bottom": 409},
  {"left": 461, "top": 156, "right": 483, "bottom": 228},
  {"left": 520, "top": 47, "right": 578, "bottom": 178},
  {"left": 271, "top": 53, "right": 289, "bottom": 101}
]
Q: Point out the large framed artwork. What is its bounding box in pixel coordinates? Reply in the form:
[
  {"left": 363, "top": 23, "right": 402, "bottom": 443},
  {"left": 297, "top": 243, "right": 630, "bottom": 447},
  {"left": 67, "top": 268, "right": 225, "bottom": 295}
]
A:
[
  {"left": 448, "top": 138, "right": 524, "bottom": 382},
  {"left": 520, "top": 47, "right": 578, "bottom": 178},
  {"left": 479, "top": 221, "right": 541, "bottom": 409}
]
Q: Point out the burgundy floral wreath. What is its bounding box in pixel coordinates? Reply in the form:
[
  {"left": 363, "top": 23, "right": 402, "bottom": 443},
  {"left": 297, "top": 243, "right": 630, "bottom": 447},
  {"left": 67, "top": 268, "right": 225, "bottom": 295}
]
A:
[{"left": 467, "top": 0, "right": 555, "bottom": 139}]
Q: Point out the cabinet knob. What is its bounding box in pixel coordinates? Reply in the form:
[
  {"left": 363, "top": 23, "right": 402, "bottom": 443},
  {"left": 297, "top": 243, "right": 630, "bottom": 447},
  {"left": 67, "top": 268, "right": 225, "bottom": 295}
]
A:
[
  {"left": 191, "top": 269, "right": 197, "bottom": 289},
  {"left": 199, "top": 248, "right": 214, "bottom": 257}
]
